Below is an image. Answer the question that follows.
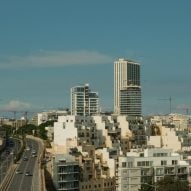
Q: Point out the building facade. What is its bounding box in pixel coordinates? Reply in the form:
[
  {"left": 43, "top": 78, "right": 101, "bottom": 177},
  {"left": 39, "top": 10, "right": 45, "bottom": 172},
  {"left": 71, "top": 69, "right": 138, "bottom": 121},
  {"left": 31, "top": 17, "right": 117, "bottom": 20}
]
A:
[
  {"left": 114, "top": 58, "right": 141, "bottom": 116},
  {"left": 71, "top": 84, "right": 99, "bottom": 116},
  {"left": 117, "top": 148, "right": 191, "bottom": 191},
  {"left": 52, "top": 154, "right": 80, "bottom": 191}
]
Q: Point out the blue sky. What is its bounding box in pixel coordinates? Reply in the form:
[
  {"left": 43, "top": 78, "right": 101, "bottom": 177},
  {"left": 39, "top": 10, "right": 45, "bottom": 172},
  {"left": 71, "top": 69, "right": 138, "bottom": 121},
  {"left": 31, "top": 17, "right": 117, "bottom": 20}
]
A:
[{"left": 0, "top": 1, "right": 191, "bottom": 115}]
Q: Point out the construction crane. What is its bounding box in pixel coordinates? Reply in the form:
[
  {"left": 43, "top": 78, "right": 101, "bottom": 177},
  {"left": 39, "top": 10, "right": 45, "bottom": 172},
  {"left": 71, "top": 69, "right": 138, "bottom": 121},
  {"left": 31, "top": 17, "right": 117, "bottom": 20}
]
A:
[{"left": 158, "top": 96, "right": 173, "bottom": 114}]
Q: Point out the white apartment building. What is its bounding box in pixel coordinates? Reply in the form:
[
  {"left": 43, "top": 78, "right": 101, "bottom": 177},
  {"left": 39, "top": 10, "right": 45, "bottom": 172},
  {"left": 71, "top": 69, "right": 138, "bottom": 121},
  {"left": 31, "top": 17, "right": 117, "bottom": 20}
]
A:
[
  {"left": 53, "top": 115, "right": 78, "bottom": 153},
  {"left": 53, "top": 115, "right": 136, "bottom": 155},
  {"left": 52, "top": 115, "right": 118, "bottom": 191},
  {"left": 114, "top": 58, "right": 141, "bottom": 116},
  {"left": 150, "top": 113, "right": 190, "bottom": 131},
  {"left": 52, "top": 154, "right": 80, "bottom": 191},
  {"left": 71, "top": 83, "right": 99, "bottom": 116},
  {"left": 147, "top": 126, "right": 182, "bottom": 152},
  {"left": 117, "top": 148, "right": 191, "bottom": 191},
  {"left": 53, "top": 116, "right": 106, "bottom": 148},
  {"left": 146, "top": 114, "right": 191, "bottom": 151},
  {"left": 36, "top": 110, "right": 68, "bottom": 125}
]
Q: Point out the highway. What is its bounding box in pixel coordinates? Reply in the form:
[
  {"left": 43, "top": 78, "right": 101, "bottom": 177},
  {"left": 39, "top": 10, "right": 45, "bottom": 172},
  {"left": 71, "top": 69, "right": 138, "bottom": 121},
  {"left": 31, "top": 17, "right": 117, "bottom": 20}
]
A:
[
  {"left": 0, "top": 138, "right": 21, "bottom": 185},
  {"left": 7, "top": 137, "right": 42, "bottom": 191}
]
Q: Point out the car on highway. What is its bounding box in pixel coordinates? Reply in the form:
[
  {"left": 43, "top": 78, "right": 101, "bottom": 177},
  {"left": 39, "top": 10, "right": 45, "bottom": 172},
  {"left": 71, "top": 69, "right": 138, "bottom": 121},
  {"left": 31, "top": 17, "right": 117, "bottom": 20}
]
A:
[
  {"left": 26, "top": 147, "right": 30, "bottom": 151},
  {"left": 23, "top": 157, "right": 28, "bottom": 161},
  {"left": 25, "top": 171, "right": 32, "bottom": 176},
  {"left": 15, "top": 169, "right": 22, "bottom": 174},
  {"left": 31, "top": 149, "right": 36, "bottom": 154},
  {"left": 32, "top": 154, "right": 37, "bottom": 158}
]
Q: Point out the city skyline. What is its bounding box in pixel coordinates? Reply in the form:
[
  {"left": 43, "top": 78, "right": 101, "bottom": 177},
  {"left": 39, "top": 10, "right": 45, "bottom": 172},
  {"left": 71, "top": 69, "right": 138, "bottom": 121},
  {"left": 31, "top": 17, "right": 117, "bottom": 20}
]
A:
[{"left": 0, "top": 1, "right": 191, "bottom": 115}]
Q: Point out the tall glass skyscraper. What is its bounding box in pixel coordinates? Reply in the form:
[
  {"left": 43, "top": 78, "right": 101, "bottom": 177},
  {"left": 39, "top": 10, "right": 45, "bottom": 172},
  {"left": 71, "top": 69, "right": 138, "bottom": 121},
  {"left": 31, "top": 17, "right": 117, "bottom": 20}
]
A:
[{"left": 114, "top": 58, "right": 141, "bottom": 116}]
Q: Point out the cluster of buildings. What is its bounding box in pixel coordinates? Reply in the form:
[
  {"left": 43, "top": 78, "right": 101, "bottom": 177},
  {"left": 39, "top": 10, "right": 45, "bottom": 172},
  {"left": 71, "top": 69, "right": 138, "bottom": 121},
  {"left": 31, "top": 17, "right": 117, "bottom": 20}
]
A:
[
  {"left": 48, "top": 113, "right": 191, "bottom": 191},
  {"left": 69, "top": 58, "right": 142, "bottom": 117},
  {"left": 40, "top": 58, "right": 191, "bottom": 191},
  {"left": 36, "top": 58, "right": 190, "bottom": 191},
  {"left": 2, "top": 58, "right": 191, "bottom": 190}
]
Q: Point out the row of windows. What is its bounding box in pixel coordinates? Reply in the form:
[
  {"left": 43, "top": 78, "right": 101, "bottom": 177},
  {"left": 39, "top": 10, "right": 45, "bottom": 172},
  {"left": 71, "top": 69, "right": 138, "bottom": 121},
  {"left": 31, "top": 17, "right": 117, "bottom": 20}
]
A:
[
  {"left": 161, "top": 160, "right": 178, "bottom": 166},
  {"left": 58, "top": 166, "right": 79, "bottom": 173},
  {"left": 122, "top": 160, "right": 179, "bottom": 168},
  {"left": 156, "top": 167, "right": 187, "bottom": 175},
  {"left": 137, "top": 161, "right": 153, "bottom": 167},
  {"left": 122, "top": 162, "right": 133, "bottom": 168},
  {"left": 153, "top": 153, "right": 168, "bottom": 157},
  {"left": 59, "top": 182, "right": 79, "bottom": 189},
  {"left": 81, "top": 182, "right": 114, "bottom": 189}
]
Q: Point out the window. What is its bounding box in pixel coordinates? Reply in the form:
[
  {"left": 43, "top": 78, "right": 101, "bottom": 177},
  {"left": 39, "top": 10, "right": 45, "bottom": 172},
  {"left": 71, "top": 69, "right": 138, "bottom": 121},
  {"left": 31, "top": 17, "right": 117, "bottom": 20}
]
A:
[
  {"left": 153, "top": 153, "right": 168, "bottom": 157},
  {"left": 128, "top": 162, "right": 133, "bottom": 168},
  {"left": 137, "top": 161, "right": 141, "bottom": 166},
  {"left": 122, "top": 169, "right": 127, "bottom": 174},
  {"left": 156, "top": 176, "right": 163, "bottom": 181},
  {"left": 137, "top": 161, "right": 152, "bottom": 166},
  {"left": 161, "top": 160, "right": 167, "bottom": 166},
  {"left": 172, "top": 160, "right": 177, "bottom": 165},
  {"left": 122, "top": 162, "right": 126, "bottom": 168}
]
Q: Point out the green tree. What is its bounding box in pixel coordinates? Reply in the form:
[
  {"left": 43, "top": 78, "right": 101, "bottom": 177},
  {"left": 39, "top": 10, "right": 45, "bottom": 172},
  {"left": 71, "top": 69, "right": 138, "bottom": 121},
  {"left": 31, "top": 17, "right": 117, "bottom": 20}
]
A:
[
  {"left": 1, "top": 124, "right": 12, "bottom": 136},
  {"left": 37, "top": 120, "right": 55, "bottom": 140},
  {"left": 156, "top": 176, "right": 189, "bottom": 191},
  {"left": 16, "top": 124, "right": 37, "bottom": 135}
]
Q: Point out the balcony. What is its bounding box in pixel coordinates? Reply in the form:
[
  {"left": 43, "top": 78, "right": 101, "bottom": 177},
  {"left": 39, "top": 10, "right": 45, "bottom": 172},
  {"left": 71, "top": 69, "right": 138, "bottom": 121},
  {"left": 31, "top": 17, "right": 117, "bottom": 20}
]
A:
[
  {"left": 58, "top": 186, "right": 79, "bottom": 191},
  {"left": 58, "top": 172, "right": 79, "bottom": 175},
  {"left": 165, "top": 167, "right": 175, "bottom": 175},
  {"left": 176, "top": 167, "right": 187, "bottom": 175}
]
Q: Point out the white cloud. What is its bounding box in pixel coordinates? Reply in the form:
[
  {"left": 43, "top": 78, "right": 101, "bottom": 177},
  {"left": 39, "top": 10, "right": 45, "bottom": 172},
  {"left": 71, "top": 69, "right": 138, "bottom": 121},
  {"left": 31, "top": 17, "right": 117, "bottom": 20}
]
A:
[
  {"left": 1, "top": 100, "right": 31, "bottom": 111},
  {"left": 0, "top": 50, "right": 113, "bottom": 68}
]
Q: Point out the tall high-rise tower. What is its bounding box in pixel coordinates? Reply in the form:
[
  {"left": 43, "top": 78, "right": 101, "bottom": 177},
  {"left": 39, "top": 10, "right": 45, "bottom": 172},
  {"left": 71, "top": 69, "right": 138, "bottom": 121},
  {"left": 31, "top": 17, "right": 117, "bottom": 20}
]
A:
[
  {"left": 114, "top": 58, "right": 141, "bottom": 116},
  {"left": 71, "top": 83, "right": 99, "bottom": 116}
]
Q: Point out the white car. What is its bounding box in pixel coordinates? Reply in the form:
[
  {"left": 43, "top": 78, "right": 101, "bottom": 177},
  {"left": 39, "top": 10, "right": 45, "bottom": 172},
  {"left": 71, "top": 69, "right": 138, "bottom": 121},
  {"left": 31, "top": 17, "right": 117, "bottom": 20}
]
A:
[
  {"left": 31, "top": 150, "right": 36, "bottom": 154},
  {"left": 16, "top": 170, "right": 22, "bottom": 174},
  {"left": 26, "top": 147, "right": 30, "bottom": 151},
  {"left": 25, "top": 171, "right": 32, "bottom": 176}
]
